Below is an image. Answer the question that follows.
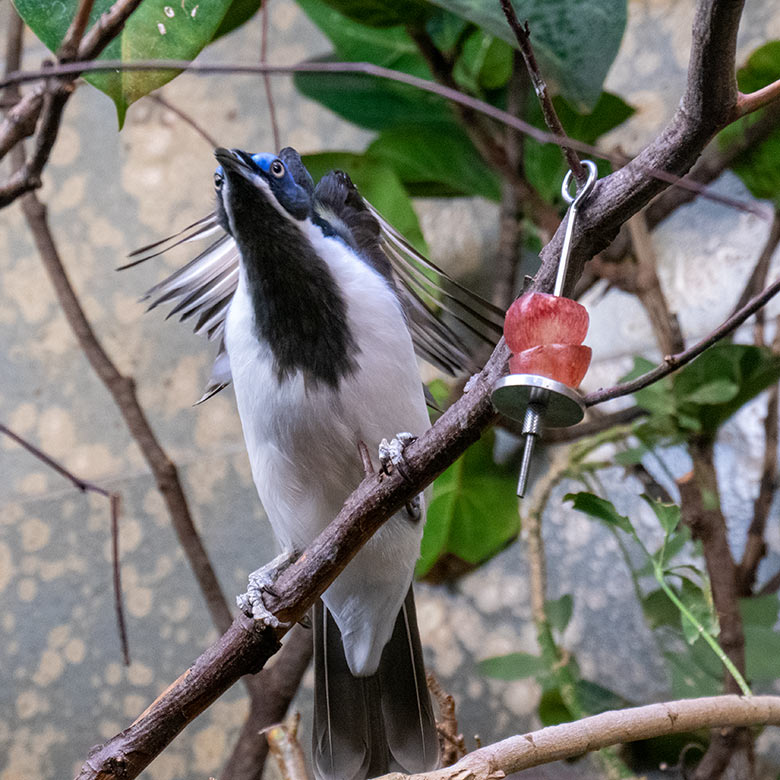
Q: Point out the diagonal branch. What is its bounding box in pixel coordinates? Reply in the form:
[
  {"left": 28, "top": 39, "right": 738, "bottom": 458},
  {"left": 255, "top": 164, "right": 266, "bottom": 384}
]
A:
[
  {"left": 498, "top": 0, "right": 586, "bottom": 184},
  {"left": 373, "top": 696, "right": 780, "bottom": 780}
]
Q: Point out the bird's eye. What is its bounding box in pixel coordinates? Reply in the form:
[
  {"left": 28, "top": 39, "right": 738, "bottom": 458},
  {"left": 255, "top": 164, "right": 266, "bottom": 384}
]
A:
[
  {"left": 214, "top": 171, "right": 224, "bottom": 191},
  {"left": 270, "top": 160, "right": 285, "bottom": 178}
]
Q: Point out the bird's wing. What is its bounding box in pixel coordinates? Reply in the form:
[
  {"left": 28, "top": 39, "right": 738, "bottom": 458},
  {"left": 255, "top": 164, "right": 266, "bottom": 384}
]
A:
[
  {"left": 124, "top": 191, "right": 505, "bottom": 397},
  {"left": 314, "top": 170, "right": 504, "bottom": 375}
]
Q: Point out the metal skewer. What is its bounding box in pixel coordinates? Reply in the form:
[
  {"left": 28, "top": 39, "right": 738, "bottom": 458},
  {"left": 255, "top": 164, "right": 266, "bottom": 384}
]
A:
[{"left": 492, "top": 160, "right": 598, "bottom": 497}]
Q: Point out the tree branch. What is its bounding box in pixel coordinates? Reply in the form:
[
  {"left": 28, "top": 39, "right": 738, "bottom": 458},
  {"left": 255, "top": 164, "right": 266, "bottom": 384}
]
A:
[
  {"left": 373, "top": 696, "right": 780, "bottom": 780},
  {"left": 584, "top": 266, "right": 780, "bottom": 407},
  {"left": 498, "top": 0, "right": 586, "bottom": 184},
  {"left": 736, "top": 79, "right": 780, "bottom": 117}
]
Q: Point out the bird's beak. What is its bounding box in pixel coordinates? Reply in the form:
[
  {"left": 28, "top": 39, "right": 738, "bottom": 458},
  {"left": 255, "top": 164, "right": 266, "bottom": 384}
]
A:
[{"left": 214, "top": 147, "right": 254, "bottom": 178}]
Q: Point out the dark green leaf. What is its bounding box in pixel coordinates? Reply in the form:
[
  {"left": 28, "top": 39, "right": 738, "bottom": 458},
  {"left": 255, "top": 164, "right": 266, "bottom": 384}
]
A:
[
  {"left": 296, "top": 0, "right": 429, "bottom": 74},
  {"left": 14, "top": 0, "right": 235, "bottom": 125},
  {"left": 564, "top": 492, "right": 634, "bottom": 535},
  {"left": 301, "top": 152, "right": 427, "bottom": 253},
  {"left": 614, "top": 446, "right": 647, "bottom": 466},
  {"left": 523, "top": 92, "right": 632, "bottom": 200},
  {"left": 621, "top": 356, "right": 675, "bottom": 417},
  {"left": 674, "top": 344, "right": 780, "bottom": 434},
  {"left": 478, "top": 652, "right": 547, "bottom": 680},
  {"left": 739, "top": 594, "right": 780, "bottom": 627},
  {"left": 678, "top": 576, "right": 717, "bottom": 645},
  {"left": 719, "top": 41, "right": 780, "bottom": 204},
  {"left": 213, "top": 0, "right": 263, "bottom": 39},
  {"left": 744, "top": 625, "right": 780, "bottom": 680},
  {"left": 642, "top": 588, "right": 679, "bottom": 629},
  {"left": 418, "top": 431, "right": 520, "bottom": 576},
  {"left": 575, "top": 679, "right": 628, "bottom": 715},
  {"left": 665, "top": 644, "right": 722, "bottom": 699},
  {"left": 546, "top": 594, "right": 573, "bottom": 633},
  {"left": 294, "top": 57, "right": 452, "bottom": 131},
  {"left": 317, "top": 0, "right": 432, "bottom": 28},
  {"left": 453, "top": 29, "right": 513, "bottom": 91},
  {"left": 367, "top": 124, "right": 502, "bottom": 200},
  {"left": 641, "top": 496, "right": 680, "bottom": 536},
  {"left": 424, "top": 0, "right": 627, "bottom": 110},
  {"left": 537, "top": 687, "right": 573, "bottom": 726}
]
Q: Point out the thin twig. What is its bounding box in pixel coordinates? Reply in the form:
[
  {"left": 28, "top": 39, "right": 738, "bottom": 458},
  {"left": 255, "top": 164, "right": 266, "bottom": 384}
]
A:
[
  {"left": 263, "top": 713, "right": 309, "bottom": 780},
  {"left": 731, "top": 209, "right": 780, "bottom": 315},
  {"left": 260, "top": 0, "right": 280, "bottom": 152},
  {"left": 0, "top": 422, "right": 130, "bottom": 663},
  {"left": 0, "top": 59, "right": 768, "bottom": 218},
  {"left": 147, "top": 93, "right": 218, "bottom": 147},
  {"left": 58, "top": 0, "right": 97, "bottom": 62},
  {"left": 737, "top": 316, "right": 780, "bottom": 596},
  {"left": 498, "top": 0, "right": 586, "bottom": 184},
  {"left": 584, "top": 270, "right": 780, "bottom": 407},
  {"left": 426, "top": 673, "right": 466, "bottom": 766},
  {"left": 627, "top": 211, "right": 685, "bottom": 355},
  {"left": 736, "top": 79, "right": 780, "bottom": 117}
]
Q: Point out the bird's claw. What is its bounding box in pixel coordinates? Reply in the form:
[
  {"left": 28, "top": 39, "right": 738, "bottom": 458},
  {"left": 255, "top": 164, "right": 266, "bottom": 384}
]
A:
[
  {"left": 379, "top": 432, "right": 417, "bottom": 480},
  {"left": 237, "top": 550, "right": 297, "bottom": 628},
  {"left": 378, "top": 432, "right": 422, "bottom": 521}
]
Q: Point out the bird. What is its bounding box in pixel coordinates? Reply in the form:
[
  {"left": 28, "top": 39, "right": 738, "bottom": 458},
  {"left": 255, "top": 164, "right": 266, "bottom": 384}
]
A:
[{"left": 126, "top": 146, "right": 503, "bottom": 779}]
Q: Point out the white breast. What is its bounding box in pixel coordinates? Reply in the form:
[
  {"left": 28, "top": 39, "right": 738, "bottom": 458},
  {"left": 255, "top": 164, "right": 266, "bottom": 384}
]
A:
[{"left": 224, "top": 226, "right": 430, "bottom": 674}]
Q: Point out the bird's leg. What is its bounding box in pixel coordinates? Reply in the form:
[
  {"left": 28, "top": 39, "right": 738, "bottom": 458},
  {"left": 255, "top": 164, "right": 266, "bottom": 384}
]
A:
[
  {"left": 357, "top": 439, "right": 375, "bottom": 477},
  {"left": 378, "top": 432, "right": 422, "bottom": 522},
  {"left": 237, "top": 549, "right": 298, "bottom": 627}
]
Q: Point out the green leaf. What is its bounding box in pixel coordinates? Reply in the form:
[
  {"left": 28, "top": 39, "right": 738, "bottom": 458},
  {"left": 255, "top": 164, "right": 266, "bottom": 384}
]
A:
[
  {"left": 740, "top": 593, "right": 780, "bottom": 627},
  {"left": 719, "top": 41, "right": 780, "bottom": 204},
  {"left": 545, "top": 593, "right": 573, "bottom": 633},
  {"left": 642, "top": 588, "right": 679, "bottom": 629},
  {"left": 575, "top": 679, "right": 627, "bottom": 715},
  {"left": 678, "top": 576, "right": 718, "bottom": 645},
  {"left": 564, "top": 492, "right": 634, "bottom": 535},
  {"left": 14, "top": 0, "right": 236, "bottom": 125},
  {"left": 478, "top": 652, "right": 547, "bottom": 680},
  {"left": 744, "top": 625, "right": 780, "bottom": 680},
  {"left": 665, "top": 644, "right": 722, "bottom": 699},
  {"left": 620, "top": 356, "right": 675, "bottom": 417},
  {"left": 523, "top": 92, "right": 632, "bottom": 201},
  {"left": 453, "top": 29, "right": 514, "bottom": 92},
  {"left": 213, "top": 0, "right": 263, "bottom": 39},
  {"left": 417, "top": 431, "right": 520, "bottom": 576},
  {"left": 641, "top": 496, "right": 680, "bottom": 536},
  {"left": 316, "top": 0, "right": 432, "bottom": 28},
  {"left": 296, "top": 0, "right": 429, "bottom": 74},
  {"left": 294, "top": 56, "right": 453, "bottom": 131},
  {"left": 673, "top": 344, "right": 780, "bottom": 434},
  {"left": 367, "top": 124, "right": 502, "bottom": 200},
  {"left": 301, "top": 152, "right": 427, "bottom": 253},
  {"left": 424, "top": 0, "right": 627, "bottom": 110},
  {"left": 537, "top": 687, "right": 573, "bottom": 726}
]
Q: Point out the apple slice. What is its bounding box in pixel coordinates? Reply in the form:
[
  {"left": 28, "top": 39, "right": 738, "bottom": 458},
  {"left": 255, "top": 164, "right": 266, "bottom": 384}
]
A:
[
  {"left": 504, "top": 292, "right": 589, "bottom": 353},
  {"left": 509, "top": 344, "right": 592, "bottom": 388}
]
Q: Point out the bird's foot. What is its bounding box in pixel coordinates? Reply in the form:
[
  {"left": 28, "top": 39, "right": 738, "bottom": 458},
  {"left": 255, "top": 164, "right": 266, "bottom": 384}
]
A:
[
  {"left": 237, "top": 550, "right": 297, "bottom": 627},
  {"left": 379, "top": 432, "right": 422, "bottom": 522}
]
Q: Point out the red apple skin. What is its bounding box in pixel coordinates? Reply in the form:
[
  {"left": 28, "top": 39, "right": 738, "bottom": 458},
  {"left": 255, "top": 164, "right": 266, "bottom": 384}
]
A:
[
  {"left": 504, "top": 292, "right": 589, "bottom": 352},
  {"left": 508, "top": 344, "right": 592, "bottom": 388}
]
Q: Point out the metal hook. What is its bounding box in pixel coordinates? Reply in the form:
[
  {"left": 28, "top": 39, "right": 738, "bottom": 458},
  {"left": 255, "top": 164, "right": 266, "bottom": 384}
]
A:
[
  {"left": 561, "top": 159, "right": 598, "bottom": 206},
  {"left": 555, "top": 160, "right": 598, "bottom": 298}
]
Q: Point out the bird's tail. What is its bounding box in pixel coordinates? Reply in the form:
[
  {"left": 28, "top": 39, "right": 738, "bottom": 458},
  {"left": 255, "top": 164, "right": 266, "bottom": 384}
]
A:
[{"left": 312, "top": 589, "right": 439, "bottom": 780}]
